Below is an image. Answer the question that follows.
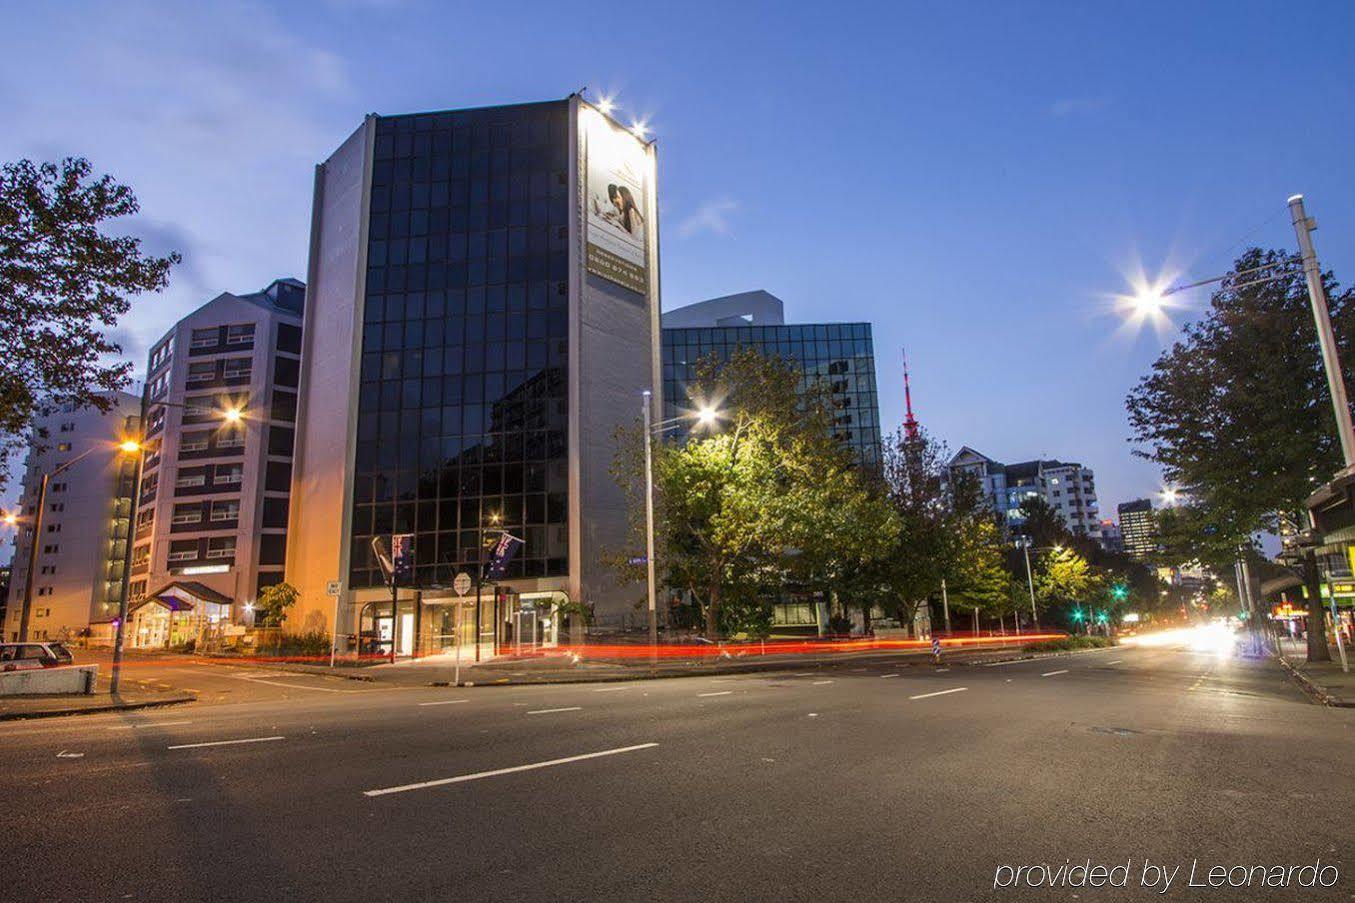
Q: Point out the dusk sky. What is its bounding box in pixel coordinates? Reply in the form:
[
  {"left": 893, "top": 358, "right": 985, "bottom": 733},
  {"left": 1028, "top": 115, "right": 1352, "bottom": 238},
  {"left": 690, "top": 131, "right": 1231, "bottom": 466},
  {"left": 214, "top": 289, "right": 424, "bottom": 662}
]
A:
[{"left": 3, "top": 0, "right": 1354, "bottom": 519}]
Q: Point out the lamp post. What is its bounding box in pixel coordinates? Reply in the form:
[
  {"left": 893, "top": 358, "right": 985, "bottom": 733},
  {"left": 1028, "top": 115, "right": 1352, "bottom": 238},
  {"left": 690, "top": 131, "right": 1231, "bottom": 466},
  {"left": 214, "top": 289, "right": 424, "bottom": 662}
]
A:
[
  {"left": 1018, "top": 539, "right": 1064, "bottom": 632},
  {"left": 111, "top": 399, "right": 247, "bottom": 694},
  {"left": 641, "top": 397, "right": 720, "bottom": 661}
]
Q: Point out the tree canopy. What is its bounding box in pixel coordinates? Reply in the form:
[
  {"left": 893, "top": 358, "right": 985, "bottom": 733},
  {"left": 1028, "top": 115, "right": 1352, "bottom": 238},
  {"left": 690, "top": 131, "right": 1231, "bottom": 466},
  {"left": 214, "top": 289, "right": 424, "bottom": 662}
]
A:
[{"left": 0, "top": 157, "right": 178, "bottom": 488}]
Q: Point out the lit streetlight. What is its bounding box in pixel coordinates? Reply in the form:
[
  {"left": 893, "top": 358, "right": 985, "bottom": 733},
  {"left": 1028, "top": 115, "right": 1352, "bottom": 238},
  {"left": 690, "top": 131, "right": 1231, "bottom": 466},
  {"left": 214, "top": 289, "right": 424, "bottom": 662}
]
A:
[{"left": 641, "top": 393, "right": 723, "bottom": 659}]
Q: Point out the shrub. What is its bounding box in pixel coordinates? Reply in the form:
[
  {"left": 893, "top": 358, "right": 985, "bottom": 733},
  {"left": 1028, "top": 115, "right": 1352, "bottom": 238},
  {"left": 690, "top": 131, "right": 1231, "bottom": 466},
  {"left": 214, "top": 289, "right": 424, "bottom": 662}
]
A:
[
  {"left": 275, "top": 631, "right": 331, "bottom": 658},
  {"left": 1024, "top": 635, "right": 1114, "bottom": 653}
]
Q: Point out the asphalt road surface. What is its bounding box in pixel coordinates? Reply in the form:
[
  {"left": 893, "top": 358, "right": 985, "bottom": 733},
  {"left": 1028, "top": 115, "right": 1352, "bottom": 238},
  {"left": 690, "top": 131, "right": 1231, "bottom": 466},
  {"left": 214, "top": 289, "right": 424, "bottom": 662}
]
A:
[{"left": 2, "top": 643, "right": 1351, "bottom": 902}]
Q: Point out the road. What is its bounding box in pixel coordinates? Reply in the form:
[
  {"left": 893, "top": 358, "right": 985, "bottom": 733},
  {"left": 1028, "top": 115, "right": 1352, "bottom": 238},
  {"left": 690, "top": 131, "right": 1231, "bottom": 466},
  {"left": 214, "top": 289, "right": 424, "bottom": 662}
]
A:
[{"left": 1, "top": 643, "right": 1351, "bottom": 902}]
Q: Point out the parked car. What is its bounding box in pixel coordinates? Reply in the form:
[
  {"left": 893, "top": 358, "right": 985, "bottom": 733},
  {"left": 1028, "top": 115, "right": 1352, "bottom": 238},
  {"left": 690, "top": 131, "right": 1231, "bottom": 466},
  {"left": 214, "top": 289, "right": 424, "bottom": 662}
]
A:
[{"left": 0, "top": 641, "right": 74, "bottom": 672}]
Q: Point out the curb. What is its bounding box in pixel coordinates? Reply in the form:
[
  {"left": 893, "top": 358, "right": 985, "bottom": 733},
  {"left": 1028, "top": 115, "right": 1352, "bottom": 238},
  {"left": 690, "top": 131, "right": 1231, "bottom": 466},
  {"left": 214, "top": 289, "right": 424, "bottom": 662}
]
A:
[
  {"left": 962, "top": 645, "right": 1121, "bottom": 667},
  {"left": 416, "top": 644, "right": 1084, "bottom": 688},
  {"left": 0, "top": 692, "right": 197, "bottom": 722},
  {"left": 1276, "top": 655, "right": 1354, "bottom": 707}
]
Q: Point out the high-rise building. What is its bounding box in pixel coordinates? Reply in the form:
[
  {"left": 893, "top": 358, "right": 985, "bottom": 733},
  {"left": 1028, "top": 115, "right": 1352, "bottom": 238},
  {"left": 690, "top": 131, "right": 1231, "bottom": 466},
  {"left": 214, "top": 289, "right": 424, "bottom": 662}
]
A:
[
  {"left": 946, "top": 447, "right": 1102, "bottom": 541},
  {"left": 3, "top": 394, "right": 141, "bottom": 642},
  {"left": 126, "top": 279, "right": 304, "bottom": 648},
  {"left": 286, "top": 97, "right": 660, "bottom": 653},
  {"left": 661, "top": 291, "right": 882, "bottom": 466},
  {"left": 1118, "top": 498, "right": 1157, "bottom": 561}
]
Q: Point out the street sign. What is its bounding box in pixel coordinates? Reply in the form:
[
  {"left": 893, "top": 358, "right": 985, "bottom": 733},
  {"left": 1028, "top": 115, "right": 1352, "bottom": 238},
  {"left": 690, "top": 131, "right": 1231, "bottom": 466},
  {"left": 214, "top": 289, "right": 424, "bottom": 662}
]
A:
[
  {"left": 453, "top": 572, "right": 472, "bottom": 597},
  {"left": 931, "top": 637, "right": 941, "bottom": 658},
  {"left": 325, "top": 580, "right": 341, "bottom": 597}
]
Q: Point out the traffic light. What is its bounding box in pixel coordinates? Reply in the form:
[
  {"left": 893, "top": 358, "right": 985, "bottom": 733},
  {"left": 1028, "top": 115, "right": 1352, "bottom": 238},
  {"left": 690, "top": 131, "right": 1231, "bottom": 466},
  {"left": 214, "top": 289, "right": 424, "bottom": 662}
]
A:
[
  {"left": 1111, "top": 583, "right": 1128, "bottom": 602},
  {"left": 1072, "top": 608, "right": 1085, "bottom": 622}
]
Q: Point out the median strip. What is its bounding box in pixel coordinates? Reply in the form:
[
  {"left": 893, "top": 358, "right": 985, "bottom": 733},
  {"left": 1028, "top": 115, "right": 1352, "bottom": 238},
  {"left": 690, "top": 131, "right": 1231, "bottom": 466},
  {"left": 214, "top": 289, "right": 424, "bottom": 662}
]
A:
[
  {"left": 167, "top": 736, "right": 284, "bottom": 750},
  {"left": 909, "top": 687, "right": 968, "bottom": 701},
  {"left": 363, "top": 743, "right": 661, "bottom": 797}
]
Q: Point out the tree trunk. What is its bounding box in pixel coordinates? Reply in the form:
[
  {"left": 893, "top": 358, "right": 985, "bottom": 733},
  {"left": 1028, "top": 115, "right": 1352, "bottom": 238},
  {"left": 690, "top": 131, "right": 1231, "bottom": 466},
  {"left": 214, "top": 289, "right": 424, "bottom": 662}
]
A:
[
  {"left": 705, "top": 582, "right": 721, "bottom": 640},
  {"left": 1302, "top": 551, "right": 1332, "bottom": 662}
]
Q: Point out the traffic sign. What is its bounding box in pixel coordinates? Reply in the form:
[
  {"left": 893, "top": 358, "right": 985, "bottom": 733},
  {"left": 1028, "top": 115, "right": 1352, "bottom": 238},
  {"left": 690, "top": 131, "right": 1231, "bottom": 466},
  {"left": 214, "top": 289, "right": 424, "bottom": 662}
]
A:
[
  {"left": 453, "top": 572, "right": 472, "bottom": 597},
  {"left": 325, "top": 580, "right": 341, "bottom": 597},
  {"left": 931, "top": 637, "right": 941, "bottom": 658}
]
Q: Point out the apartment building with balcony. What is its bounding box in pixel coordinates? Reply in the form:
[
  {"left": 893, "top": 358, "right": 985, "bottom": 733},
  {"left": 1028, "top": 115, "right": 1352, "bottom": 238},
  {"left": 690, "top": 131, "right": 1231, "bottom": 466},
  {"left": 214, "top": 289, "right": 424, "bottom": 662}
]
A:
[
  {"left": 127, "top": 279, "right": 304, "bottom": 647},
  {"left": 946, "top": 447, "right": 1102, "bottom": 542},
  {"left": 2, "top": 393, "right": 141, "bottom": 642}
]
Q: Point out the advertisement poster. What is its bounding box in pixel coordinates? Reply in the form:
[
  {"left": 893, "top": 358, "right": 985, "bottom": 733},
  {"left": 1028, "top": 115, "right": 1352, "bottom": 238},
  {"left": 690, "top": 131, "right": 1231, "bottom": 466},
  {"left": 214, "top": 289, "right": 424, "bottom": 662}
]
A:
[{"left": 582, "top": 105, "right": 650, "bottom": 295}]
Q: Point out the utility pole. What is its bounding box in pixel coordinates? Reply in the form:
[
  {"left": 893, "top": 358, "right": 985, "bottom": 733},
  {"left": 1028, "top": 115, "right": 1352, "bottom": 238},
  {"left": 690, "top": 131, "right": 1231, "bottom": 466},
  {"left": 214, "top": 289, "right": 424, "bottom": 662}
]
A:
[
  {"left": 17, "top": 473, "right": 49, "bottom": 643},
  {"left": 642, "top": 391, "right": 658, "bottom": 663},
  {"left": 1289, "top": 195, "right": 1355, "bottom": 471},
  {"left": 1021, "top": 540, "right": 1039, "bottom": 629},
  {"left": 940, "top": 577, "right": 951, "bottom": 634},
  {"left": 110, "top": 450, "right": 145, "bottom": 694}
]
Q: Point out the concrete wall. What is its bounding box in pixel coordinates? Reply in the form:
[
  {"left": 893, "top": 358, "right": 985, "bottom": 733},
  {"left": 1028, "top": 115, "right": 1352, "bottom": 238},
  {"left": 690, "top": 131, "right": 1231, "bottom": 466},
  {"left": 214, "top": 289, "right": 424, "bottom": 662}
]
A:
[
  {"left": 285, "top": 118, "right": 373, "bottom": 635},
  {"left": 0, "top": 665, "right": 98, "bottom": 696}
]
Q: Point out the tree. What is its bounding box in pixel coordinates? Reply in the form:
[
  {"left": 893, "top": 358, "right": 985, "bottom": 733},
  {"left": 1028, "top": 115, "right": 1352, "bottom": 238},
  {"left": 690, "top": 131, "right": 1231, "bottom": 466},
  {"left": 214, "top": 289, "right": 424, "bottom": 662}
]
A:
[
  {"left": 256, "top": 582, "right": 299, "bottom": 628},
  {"left": 943, "top": 517, "right": 1010, "bottom": 631},
  {"left": 1033, "top": 546, "right": 1096, "bottom": 628},
  {"left": 1125, "top": 247, "right": 1351, "bottom": 660},
  {"left": 0, "top": 158, "right": 178, "bottom": 488},
  {"left": 1015, "top": 495, "right": 1071, "bottom": 549},
  {"left": 613, "top": 349, "right": 897, "bottom": 639}
]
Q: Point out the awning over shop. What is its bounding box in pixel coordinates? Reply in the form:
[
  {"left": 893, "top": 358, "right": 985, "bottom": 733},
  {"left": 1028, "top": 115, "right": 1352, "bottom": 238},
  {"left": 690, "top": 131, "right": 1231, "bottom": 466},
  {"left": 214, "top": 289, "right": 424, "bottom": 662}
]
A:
[{"left": 130, "top": 581, "right": 233, "bottom": 615}]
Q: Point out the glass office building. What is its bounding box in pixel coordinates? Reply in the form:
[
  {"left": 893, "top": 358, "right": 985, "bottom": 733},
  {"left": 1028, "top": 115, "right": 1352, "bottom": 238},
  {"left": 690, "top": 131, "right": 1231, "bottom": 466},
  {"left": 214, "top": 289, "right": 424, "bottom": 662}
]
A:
[
  {"left": 287, "top": 97, "right": 661, "bottom": 653},
  {"left": 661, "top": 292, "right": 882, "bottom": 467}
]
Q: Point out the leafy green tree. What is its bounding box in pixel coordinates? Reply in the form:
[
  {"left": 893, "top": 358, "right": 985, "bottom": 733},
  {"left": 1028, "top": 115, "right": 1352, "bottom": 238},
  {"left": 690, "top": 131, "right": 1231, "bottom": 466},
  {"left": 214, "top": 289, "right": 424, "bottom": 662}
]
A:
[
  {"left": 1034, "top": 546, "right": 1096, "bottom": 627},
  {"left": 943, "top": 517, "right": 1011, "bottom": 630},
  {"left": 1126, "top": 247, "right": 1355, "bottom": 659},
  {"left": 613, "top": 349, "right": 897, "bottom": 639},
  {"left": 257, "top": 582, "right": 299, "bottom": 628},
  {"left": 0, "top": 158, "right": 178, "bottom": 488},
  {"left": 1015, "top": 495, "right": 1072, "bottom": 548}
]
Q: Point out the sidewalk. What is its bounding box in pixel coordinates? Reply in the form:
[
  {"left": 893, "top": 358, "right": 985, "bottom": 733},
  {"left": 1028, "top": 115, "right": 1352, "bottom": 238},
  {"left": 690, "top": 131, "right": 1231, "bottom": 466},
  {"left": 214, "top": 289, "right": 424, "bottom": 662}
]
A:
[
  {"left": 248, "top": 637, "right": 1078, "bottom": 687},
  {"left": 1277, "top": 636, "right": 1355, "bottom": 707},
  {"left": 0, "top": 687, "right": 196, "bottom": 721}
]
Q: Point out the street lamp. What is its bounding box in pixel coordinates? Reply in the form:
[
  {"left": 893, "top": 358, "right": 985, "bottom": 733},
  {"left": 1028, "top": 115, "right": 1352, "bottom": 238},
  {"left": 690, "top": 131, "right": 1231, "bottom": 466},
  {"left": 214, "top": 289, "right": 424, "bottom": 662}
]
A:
[
  {"left": 13, "top": 438, "right": 144, "bottom": 645},
  {"left": 111, "top": 399, "right": 249, "bottom": 694},
  {"left": 1159, "top": 486, "right": 1182, "bottom": 506},
  {"left": 1017, "top": 539, "right": 1065, "bottom": 631},
  {"left": 641, "top": 392, "right": 723, "bottom": 659}
]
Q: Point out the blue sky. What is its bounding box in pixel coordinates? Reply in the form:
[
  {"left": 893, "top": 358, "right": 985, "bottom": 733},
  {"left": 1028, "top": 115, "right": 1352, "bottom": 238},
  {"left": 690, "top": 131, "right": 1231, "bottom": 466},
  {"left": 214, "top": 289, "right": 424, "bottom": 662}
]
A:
[{"left": 3, "top": 0, "right": 1354, "bottom": 520}]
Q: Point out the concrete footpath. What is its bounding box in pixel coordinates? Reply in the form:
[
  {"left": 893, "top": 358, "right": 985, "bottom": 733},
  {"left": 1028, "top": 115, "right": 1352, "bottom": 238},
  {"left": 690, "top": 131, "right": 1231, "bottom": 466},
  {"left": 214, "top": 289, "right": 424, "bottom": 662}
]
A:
[{"left": 1277, "top": 636, "right": 1355, "bottom": 706}]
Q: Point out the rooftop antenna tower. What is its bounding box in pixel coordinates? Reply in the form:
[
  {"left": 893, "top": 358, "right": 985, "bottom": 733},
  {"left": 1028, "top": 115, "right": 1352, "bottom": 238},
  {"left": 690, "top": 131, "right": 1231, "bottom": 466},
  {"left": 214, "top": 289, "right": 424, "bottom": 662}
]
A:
[{"left": 903, "top": 348, "right": 920, "bottom": 442}]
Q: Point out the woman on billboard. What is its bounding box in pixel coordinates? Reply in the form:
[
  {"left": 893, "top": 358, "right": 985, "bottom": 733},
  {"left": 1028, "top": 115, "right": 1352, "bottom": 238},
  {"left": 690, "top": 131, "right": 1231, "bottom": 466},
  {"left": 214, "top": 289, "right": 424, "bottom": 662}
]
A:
[{"left": 607, "top": 183, "right": 645, "bottom": 237}]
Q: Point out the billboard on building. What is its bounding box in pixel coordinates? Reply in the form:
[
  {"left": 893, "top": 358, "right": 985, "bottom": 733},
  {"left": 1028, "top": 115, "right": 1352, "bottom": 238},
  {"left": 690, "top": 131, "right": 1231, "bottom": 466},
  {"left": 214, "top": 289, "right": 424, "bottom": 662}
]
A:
[{"left": 581, "top": 105, "right": 650, "bottom": 295}]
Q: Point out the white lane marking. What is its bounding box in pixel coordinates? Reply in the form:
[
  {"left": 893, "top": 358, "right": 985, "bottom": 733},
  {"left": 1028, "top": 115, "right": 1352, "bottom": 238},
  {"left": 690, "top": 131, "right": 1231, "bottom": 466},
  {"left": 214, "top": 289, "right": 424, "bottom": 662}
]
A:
[
  {"left": 592, "top": 686, "right": 631, "bottom": 692},
  {"left": 107, "top": 721, "right": 192, "bottom": 731},
  {"left": 909, "top": 687, "right": 969, "bottom": 701},
  {"left": 227, "top": 675, "right": 346, "bottom": 693},
  {"left": 935, "top": 667, "right": 950, "bottom": 672},
  {"left": 167, "top": 736, "right": 284, "bottom": 750},
  {"left": 880, "top": 673, "right": 900, "bottom": 679},
  {"left": 792, "top": 673, "right": 816, "bottom": 677},
  {"left": 418, "top": 699, "right": 469, "bottom": 707},
  {"left": 526, "top": 706, "right": 581, "bottom": 715},
  {"left": 698, "top": 691, "right": 732, "bottom": 697},
  {"left": 1041, "top": 670, "right": 1069, "bottom": 677},
  {"left": 363, "top": 743, "right": 660, "bottom": 797},
  {"left": 56, "top": 750, "right": 85, "bottom": 758},
  {"left": 811, "top": 680, "right": 834, "bottom": 685},
  {"left": 1106, "top": 660, "right": 1123, "bottom": 665}
]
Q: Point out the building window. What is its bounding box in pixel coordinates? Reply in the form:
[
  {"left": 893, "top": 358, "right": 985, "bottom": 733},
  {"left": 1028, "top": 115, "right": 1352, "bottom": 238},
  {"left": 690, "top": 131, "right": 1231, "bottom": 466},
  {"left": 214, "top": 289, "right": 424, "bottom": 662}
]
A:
[
  {"left": 171, "top": 504, "right": 203, "bottom": 525},
  {"left": 223, "top": 357, "right": 252, "bottom": 379},
  {"left": 176, "top": 472, "right": 207, "bottom": 489},
  {"left": 226, "top": 324, "right": 255, "bottom": 345},
  {"left": 210, "top": 501, "right": 240, "bottom": 522},
  {"left": 206, "top": 537, "right": 237, "bottom": 559},
  {"left": 180, "top": 431, "right": 211, "bottom": 453},
  {"left": 57, "top": 442, "right": 72, "bottom": 452},
  {"left": 190, "top": 327, "right": 218, "bottom": 349},
  {"left": 215, "top": 463, "right": 244, "bottom": 485},
  {"left": 186, "top": 361, "right": 216, "bottom": 384},
  {"left": 167, "top": 541, "right": 199, "bottom": 562}
]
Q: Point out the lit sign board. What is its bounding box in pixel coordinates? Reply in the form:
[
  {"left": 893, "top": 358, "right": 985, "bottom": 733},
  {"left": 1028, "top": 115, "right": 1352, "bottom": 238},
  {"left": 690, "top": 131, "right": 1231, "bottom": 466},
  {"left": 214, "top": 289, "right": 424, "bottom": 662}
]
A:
[{"left": 581, "top": 105, "right": 650, "bottom": 295}]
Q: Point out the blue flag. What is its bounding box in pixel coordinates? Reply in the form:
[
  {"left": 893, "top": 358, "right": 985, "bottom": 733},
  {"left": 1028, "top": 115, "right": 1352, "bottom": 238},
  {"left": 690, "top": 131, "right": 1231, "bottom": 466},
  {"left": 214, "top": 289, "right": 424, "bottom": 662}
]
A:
[{"left": 485, "top": 532, "right": 524, "bottom": 581}]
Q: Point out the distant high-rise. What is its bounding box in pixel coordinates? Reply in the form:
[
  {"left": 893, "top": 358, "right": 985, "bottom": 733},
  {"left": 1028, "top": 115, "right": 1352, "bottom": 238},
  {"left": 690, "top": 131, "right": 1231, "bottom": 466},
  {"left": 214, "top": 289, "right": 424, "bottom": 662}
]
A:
[
  {"left": 3, "top": 394, "right": 141, "bottom": 642},
  {"left": 126, "top": 279, "right": 304, "bottom": 648},
  {"left": 946, "top": 447, "right": 1102, "bottom": 542},
  {"left": 1118, "top": 498, "right": 1157, "bottom": 561},
  {"left": 661, "top": 291, "right": 882, "bottom": 467}
]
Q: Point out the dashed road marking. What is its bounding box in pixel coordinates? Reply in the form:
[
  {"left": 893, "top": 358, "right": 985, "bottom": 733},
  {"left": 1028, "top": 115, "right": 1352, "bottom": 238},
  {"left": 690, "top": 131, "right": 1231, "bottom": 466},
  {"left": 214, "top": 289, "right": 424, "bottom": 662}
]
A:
[
  {"left": 526, "top": 707, "right": 582, "bottom": 715},
  {"left": 362, "top": 743, "right": 660, "bottom": 797},
  {"left": 698, "top": 691, "right": 732, "bottom": 697},
  {"left": 909, "top": 687, "right": 968, "bottom": 701},
  {"left": 592, "top": 686, "right": 631, "bottom": 692},
  {"left": 811, "top": 680, "right": 834, "bottom": 685},
  {"left": 418, "top": 699, "right": 468, "bottom": 707},
  {"left": 1042, "top": 670, "right": 1069, "bottom": 677},
  {"left": 167, "top": 736, "right": 284, "bottom": 750}
]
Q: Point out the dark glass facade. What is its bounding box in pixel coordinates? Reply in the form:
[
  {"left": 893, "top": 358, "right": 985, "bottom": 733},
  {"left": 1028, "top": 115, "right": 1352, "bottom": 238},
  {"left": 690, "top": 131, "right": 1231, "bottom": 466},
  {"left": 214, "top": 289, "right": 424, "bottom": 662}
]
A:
[
  {"left": 348, "top": 101, "right": 573, "bottom": 590},
  {"left": 661, "top": 322, "right": 882, "bottom": 466}
]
